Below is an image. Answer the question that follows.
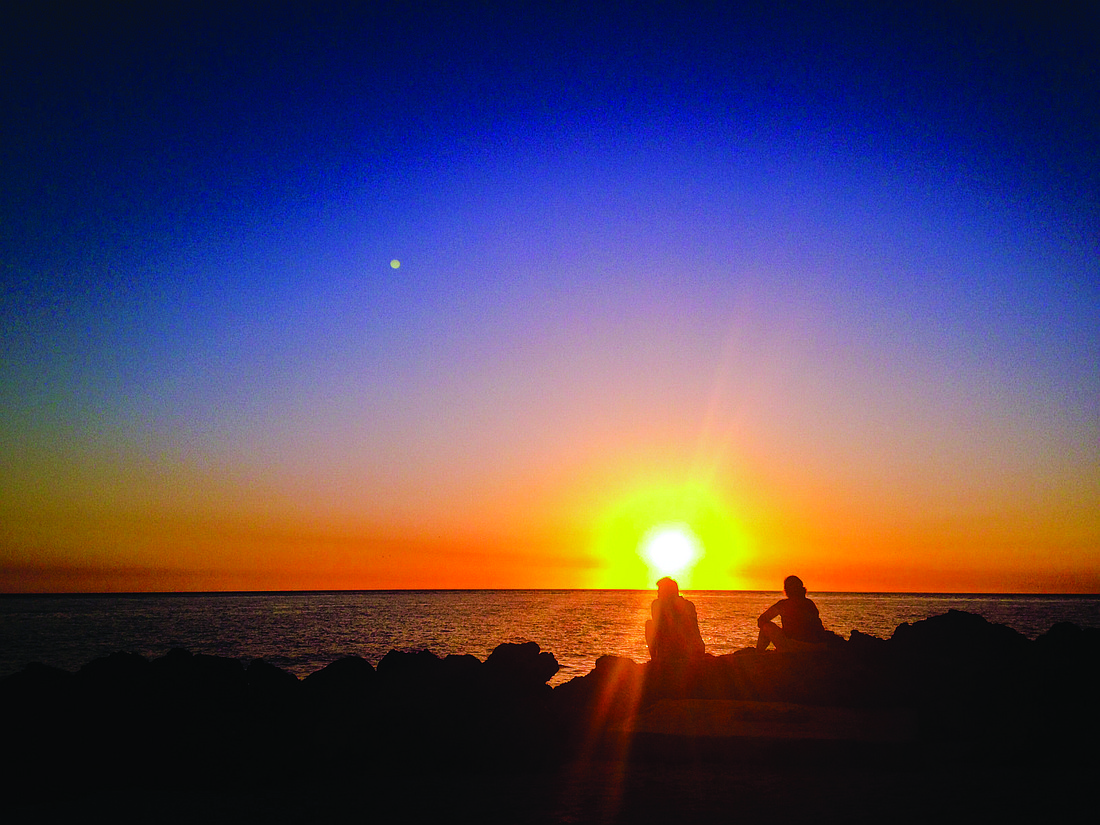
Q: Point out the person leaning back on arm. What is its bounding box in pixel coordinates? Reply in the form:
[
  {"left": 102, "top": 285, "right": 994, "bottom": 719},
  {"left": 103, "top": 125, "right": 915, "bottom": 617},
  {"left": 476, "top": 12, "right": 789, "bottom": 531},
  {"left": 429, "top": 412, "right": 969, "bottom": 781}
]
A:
[{"left": 756, "top": 575, "right": 830, "bottom": 652}]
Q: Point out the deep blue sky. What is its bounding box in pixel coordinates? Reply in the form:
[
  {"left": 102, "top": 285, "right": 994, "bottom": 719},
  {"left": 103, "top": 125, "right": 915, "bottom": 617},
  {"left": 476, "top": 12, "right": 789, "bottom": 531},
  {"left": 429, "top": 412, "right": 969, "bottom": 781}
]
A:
[
  {"left": 4, "top": 2, "right": 1096, "bottom": 261},
  {"left": 2, "top": 2, "right": 1097, "bottom": 592}
]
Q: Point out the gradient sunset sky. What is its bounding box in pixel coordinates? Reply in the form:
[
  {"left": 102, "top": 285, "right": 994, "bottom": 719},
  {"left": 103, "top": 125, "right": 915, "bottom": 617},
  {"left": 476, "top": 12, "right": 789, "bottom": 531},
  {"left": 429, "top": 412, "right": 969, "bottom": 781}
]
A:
[{"left": 2, "top": 2, "right": 1097, "bottom": 593}]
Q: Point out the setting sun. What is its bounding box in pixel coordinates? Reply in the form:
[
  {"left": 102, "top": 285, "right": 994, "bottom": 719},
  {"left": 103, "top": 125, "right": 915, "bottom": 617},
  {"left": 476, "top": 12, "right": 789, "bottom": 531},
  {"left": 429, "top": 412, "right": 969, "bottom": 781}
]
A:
[
  {"left": 641, "top": 523, "right": 702, "bottom": 582},
  {"left": 587, "top": 481, "right": 753, "bottom": 590}
]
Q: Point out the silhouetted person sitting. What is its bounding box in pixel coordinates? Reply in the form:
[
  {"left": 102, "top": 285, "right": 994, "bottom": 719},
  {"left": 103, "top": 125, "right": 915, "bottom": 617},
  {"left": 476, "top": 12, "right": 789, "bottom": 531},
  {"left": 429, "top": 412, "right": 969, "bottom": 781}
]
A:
[
  {"left": 645, "top": 577, "right": 705, "bottom": 663},
  {"left": 757, "top": 575, "right": 828, "bottom": 651}
]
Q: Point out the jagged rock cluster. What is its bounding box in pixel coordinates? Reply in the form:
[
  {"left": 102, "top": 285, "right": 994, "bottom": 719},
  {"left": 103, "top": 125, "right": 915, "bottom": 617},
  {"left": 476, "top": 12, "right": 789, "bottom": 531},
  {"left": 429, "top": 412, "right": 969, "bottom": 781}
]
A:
[{"left": 3, "top": 611, "right": 1097, "bottom": 796}]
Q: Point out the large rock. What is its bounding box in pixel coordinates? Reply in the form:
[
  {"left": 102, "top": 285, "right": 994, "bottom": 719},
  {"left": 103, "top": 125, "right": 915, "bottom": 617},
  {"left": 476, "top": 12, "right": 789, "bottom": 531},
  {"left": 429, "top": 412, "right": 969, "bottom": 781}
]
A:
[
  {"left": 891, "top": 608, "right": 1029, "bottom": 658},
  {"left": 1035, "top": 621, "right": 1100, "bottom": 659},
  {"left": 79, "top": 650, "right": 152, "bottom": 693},
  {"left": 377, "top": 648, "right": 446, "bottom": 693},
  {"left": 151, "top": 648, "right": 247, "bottom": 694},
  {"left": 246, "top": 657, "right": 300, "bottom": 703},
  {"left": 303, "top": 655, "right": 376, "bottom": 703},
  {"left": 551, "top": 654, "right": 647, "bottom": 740},
  {"left": 484, "top": 641, "right": 559, "bottom": 693},
  {"left": 0, "top": 660, "right": 73, "bottom": 703}
]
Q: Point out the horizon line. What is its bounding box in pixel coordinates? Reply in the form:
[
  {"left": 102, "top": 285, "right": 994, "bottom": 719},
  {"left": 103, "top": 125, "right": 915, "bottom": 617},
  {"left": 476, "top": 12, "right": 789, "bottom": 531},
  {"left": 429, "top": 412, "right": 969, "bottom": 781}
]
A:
[{"left": 2, "top": 588, "right": 1096, "bottom": 598}]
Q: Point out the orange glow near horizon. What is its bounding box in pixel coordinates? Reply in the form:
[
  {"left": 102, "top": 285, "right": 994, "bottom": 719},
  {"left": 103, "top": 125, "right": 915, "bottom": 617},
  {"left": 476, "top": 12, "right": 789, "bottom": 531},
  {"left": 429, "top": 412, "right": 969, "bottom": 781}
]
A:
[
  {"left": 2, "top": 481, "right": 1099, "bottom": 594},
  {"left": 1, "top": 441, "right": 1097, "bottom": 594}
]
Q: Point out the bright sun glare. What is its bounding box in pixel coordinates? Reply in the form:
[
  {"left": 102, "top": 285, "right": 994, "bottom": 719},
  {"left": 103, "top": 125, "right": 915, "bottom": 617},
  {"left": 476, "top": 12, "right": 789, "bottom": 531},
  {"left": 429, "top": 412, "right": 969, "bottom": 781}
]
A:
[
  {"left": 640, "top": 523, "right": 702, "bottom": 582},
  {"left": 590, "top": 481, "right": 747, "bottom": 589}
]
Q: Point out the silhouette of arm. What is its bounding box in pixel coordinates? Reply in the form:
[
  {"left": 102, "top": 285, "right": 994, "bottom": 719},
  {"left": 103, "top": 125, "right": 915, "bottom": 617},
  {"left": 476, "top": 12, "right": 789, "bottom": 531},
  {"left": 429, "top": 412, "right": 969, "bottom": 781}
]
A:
[{"left": 758, "top": 600, "right": 785, "bottom": 628}]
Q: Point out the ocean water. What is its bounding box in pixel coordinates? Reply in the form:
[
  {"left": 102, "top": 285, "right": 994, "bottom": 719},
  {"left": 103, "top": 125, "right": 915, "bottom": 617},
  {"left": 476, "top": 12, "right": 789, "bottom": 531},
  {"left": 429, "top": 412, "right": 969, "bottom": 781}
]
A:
[{"left": 1, "top": 590, "right": 1097, "bottom": 687}]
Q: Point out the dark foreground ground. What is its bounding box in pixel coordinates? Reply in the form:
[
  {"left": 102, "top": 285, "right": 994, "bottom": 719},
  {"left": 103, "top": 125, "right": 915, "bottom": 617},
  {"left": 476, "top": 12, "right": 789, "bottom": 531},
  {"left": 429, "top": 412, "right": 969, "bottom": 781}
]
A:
[
  {"left": 4, "top": 610, "right": 1097, "bottom": 823},
  {"left": 6, "top": 738, "right": 1091, "bottom": 825}
]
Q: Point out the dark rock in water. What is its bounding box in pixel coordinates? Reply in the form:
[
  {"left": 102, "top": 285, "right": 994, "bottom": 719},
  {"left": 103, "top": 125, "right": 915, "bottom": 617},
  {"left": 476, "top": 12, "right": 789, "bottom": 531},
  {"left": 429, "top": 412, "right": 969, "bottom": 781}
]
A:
[
  {"left": 1033, "top": 622, "right": 1100, "bottom": 710},
  {"left": 484, "top": 641, "right": 559, "bottom": 692},
  {"left": 1035, "top": 621, "right": 1100, "bottom": 657},
  {"left": 0, "top": 661, "right": 77, "bottom": 752},
  {"left": 890, "top": 608, "right": 1029, "bottom": 657},
  {"left": 301, "top": 656, "right": 378, "bottom": 758},
  {"left": 476, "top": 643, "right": 561, "bottom": 763},
  {"left": 79, "top": 650, "right": 151, "bottom": 681},
  {"left": 246, "top": 657, "right": 300, "bottom": 701},
  {"left": 303, "top": 655, "right": 376, "bottom": 702},
  {"left": 78, "top": 651, "right": 153, "bottom": 705},
  {"left": 552, "top": 655, "right": 646, "bottom": 732},
  {"left": 442, "top": 651, "right": 484, "bottom": 681},
  {"left": 243, "top": 658, "right": 303, "bottom": 754},
  {"left": 145, "top": 648, "right": 255, "bottom": 761},
  {"left": 150, "top": 648, "right": 248, "bottom": 709},
  {"left": 847, "top": 628, "right": 889, "bottom": 653},
  {"left": 380, "top": 646, "right": 444, "bottom": 677},
  {"left": 74, "top": 652, "right": 157, "bottom": 753},
  {"left": 884, "top": 610, "right": 1035, "bottom": 738},
  {"left": 377, "top": 648, "right": 446, "bottom": 689},
  {"left": 439, "top": 652, "right": 486, "bottom": 701},
  {"left": 1, "top": 660, "right": 74, "bottom": 700}
]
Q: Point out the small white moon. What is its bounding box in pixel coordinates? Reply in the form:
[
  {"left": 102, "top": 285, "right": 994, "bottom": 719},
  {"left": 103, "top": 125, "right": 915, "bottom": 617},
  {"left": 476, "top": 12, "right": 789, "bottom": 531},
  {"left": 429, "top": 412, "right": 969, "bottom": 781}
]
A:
[{"left": 390, "top": 259, "right": 401, "bottom": 269}]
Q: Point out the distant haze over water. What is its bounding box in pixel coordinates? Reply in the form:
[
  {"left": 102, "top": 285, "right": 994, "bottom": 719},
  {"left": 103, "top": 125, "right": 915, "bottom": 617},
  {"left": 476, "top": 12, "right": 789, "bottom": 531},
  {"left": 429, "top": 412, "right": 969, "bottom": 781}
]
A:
[{"left": 2, "top": 591, "right": 1097, "bottom": 687}]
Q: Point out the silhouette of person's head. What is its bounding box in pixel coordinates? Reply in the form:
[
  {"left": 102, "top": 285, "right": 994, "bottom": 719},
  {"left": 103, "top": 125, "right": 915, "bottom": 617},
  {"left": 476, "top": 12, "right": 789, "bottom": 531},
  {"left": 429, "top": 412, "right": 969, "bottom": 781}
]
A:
[
  {"left": 656, "top": 577, "right": 679, "bottom": 599},
  {"left": 784, "top": 575, "right": 807, "bottom": 598}
]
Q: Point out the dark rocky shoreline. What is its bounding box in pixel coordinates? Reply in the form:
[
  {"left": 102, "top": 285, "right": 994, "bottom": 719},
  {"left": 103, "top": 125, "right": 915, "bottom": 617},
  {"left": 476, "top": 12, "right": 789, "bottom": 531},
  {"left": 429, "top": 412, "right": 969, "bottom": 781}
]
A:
[{"left": 4, "top": 609, "right": 1098, "bottom": 822}]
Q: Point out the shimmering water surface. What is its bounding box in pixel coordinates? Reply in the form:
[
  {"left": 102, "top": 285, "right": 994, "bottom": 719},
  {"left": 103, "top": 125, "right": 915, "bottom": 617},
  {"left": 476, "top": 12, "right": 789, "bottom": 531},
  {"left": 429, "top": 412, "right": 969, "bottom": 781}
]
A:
[{"left": 2, "top": 591, "right": 1097, "bottom": 686}]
